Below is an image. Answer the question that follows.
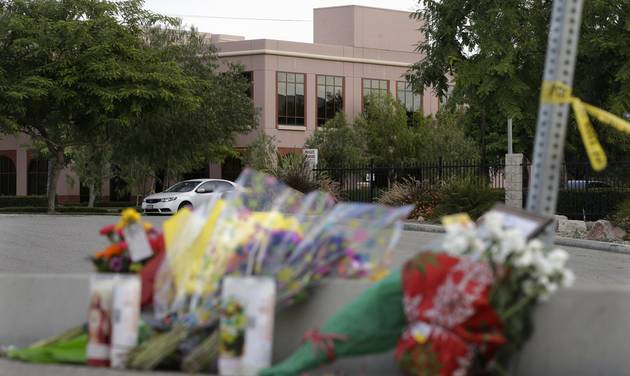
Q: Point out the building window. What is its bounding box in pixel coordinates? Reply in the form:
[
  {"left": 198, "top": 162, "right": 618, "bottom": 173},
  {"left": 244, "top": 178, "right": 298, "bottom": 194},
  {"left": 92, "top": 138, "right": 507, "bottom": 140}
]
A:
[
  {"left": 362, "top": 78, "right": 389, "bottom": 112},
  {"left": 397, "top": 81, "right": 422, "bottom": 125},
  {"left": 242, "top": 71, "right": 253, "bottom": 99},
  {"left": 277, "top": 72, "right": 306, "bottom": 127},
  {"left": 27, "top": 158, "right": 48, "bottom": 195},
  {"left": 0, "top": 156, "right": 16, "bottom": 196},
  {"left": 316, "top": 75, "right": 343, "bottom": 127}
]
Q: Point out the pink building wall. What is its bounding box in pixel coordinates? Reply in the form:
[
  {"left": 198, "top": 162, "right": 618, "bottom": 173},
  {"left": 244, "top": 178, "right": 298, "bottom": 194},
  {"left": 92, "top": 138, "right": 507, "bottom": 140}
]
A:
[
  {"left": 0, "top": 133, "right": 90, "bottom": 201},
  {"left": 313, "top": 6, "right": 423, "bottom": 52},
  {"left": 217, "top": 5, "right": 439, "bottom": 151}
]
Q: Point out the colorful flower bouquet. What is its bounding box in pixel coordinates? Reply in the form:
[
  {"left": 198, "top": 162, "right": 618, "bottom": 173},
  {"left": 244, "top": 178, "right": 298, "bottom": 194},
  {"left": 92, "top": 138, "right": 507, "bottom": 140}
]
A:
[
  {"left": 91, "top": 209, "right": 165, "bottom": 273},
  {"left": 2, "top": 169, "right": 412, "bottom": 373},
  {"left": 90, "top": 208, "right": 166, "bottom": 308},
  {"left": 124, "top": 168, "right": 411, "bottom": 372},
  {"left": 262, "top": 211, "right": 574, "bottom": 375}
]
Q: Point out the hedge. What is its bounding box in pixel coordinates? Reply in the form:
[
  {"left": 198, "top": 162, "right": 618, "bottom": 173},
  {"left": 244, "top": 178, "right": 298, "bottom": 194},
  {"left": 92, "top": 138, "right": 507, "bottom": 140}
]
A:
[
  {"left": 0, "top": 196, "right": 47, "bottom": 208},
  {"left": 0, "top": 206, "right": 112, "bottom": 214}
]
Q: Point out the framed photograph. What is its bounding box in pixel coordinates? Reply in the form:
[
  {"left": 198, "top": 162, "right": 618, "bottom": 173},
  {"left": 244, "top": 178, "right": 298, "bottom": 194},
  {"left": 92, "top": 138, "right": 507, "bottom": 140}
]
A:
[{"left": 479, "top": 204, "right": 553, "bottom": 240}]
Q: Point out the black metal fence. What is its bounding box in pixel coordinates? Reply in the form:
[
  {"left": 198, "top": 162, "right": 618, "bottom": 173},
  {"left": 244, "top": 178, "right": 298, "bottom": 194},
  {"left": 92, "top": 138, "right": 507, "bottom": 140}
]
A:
[
  {"left": 543, "top": 160, "right": 630, "bottom": 220},
  {"left": 316, "top": 158, "right": 630, "bottom": 220},
  {"left": 314, "top": 158, "right": 506, "bottom": 203}
]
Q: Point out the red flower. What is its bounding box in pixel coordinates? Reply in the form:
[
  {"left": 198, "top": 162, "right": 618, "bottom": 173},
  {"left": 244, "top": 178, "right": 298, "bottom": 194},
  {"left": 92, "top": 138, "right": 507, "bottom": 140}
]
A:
[
  {"left": 395, "top": 252, "right": 506, "bottom": 376},
  {"left": 99, "top": 224, "right": 116, "bottom": 236}
]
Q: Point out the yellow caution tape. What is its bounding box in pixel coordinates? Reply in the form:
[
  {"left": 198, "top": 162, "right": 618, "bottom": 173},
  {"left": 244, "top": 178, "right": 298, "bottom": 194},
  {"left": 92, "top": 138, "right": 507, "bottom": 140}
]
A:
[{"left": 540, "top": 81, "right": 630, "bottom": 171}]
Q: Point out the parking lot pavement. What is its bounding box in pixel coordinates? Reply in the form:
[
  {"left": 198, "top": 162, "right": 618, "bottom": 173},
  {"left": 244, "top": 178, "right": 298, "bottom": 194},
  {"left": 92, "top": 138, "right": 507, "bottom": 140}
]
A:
[
  {"left": 0, "top": 215, "right": 167, "bottom": 273},
  {"left": 1, "top": 214, "right": 630, "bottom": 287}
]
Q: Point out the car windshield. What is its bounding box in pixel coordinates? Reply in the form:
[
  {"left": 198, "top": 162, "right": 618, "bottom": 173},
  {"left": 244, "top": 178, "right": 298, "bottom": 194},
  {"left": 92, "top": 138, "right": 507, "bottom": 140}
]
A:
[{"left": 164, "top": 181, "right": 201, "bottom": 193}]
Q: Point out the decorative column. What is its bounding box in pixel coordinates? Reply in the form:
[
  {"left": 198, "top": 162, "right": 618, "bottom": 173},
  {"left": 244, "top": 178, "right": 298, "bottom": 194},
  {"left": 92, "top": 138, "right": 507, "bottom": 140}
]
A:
[{"left": 505, "top": 153, "right": 524, "bottom": 209}]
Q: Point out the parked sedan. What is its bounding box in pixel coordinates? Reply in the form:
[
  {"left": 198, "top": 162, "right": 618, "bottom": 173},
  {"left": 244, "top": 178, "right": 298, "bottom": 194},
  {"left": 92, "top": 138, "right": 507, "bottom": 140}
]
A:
[{"left": 142, "top": 179, "right": 236, "bottom": 214}]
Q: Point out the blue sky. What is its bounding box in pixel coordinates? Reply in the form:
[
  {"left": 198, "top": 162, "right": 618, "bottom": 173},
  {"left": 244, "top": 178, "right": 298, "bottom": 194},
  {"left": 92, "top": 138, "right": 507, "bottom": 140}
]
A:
[{"left": 143, "top": 0, "right": 420, "bottom": 43}]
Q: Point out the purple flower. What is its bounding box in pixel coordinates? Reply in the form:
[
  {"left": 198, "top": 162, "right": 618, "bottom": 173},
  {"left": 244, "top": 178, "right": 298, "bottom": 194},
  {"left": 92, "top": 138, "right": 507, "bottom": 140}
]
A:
[{"left": 109, "top": 256, "right": 124, "bottom": 272}]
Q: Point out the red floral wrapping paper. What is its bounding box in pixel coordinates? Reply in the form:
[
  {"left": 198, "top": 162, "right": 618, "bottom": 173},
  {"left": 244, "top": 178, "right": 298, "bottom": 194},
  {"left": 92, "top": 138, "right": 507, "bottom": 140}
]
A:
[{"left": 395, "top": 252, "right": 506, "bottom": 375}]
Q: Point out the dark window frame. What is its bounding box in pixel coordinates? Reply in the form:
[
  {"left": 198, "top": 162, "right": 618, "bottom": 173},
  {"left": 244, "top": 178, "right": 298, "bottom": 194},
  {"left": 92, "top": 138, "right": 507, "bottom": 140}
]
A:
[
  {"left": 316, "top": 75, "right": 344, "bottom": 127},
  {"left": 276, "top": 71, "right": 306, "bottom": 128},
  {"left": 242, "top": 71, "right": 254, "bottom": 99},
  {"left": 361, "top": 78, "right": 390, "bottom": 113},
  {"left": 396, "top": 80, "right": 423, "bottom": 126},
  {"left": 27, "top": 158, "right": 48, "bottom": 196},
  {"left": 0, "top": 156, "right": 16, "bottom": 196}
]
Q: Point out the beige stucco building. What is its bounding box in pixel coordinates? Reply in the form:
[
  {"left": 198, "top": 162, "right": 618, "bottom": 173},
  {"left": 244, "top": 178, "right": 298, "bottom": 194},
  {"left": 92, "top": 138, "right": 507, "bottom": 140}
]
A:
[{"left": 0, "top": 5, "right": 437, "bottom": 202}]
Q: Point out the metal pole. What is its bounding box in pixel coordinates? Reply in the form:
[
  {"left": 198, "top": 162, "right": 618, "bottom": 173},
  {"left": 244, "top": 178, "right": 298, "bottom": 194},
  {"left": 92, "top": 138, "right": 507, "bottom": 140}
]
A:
[
  {"left": 507, "top": 118, "right": 513, "bottom": 154},
  {"left": 526, "top": 0, "right": 585, "bottom": 244}
]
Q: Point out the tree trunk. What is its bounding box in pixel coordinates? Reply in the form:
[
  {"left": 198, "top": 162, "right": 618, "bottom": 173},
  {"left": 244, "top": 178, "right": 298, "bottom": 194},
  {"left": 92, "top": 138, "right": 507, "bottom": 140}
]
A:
[
  {"left": 47, "top": 149, "right": 64, "bottom": 213},
  {"left": 88, "top": 182, "right": 97, "bottom": 208}
]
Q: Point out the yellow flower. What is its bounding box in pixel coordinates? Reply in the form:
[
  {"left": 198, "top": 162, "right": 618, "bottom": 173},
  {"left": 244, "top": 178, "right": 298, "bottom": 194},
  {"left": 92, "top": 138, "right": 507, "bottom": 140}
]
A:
[
  {"left": 116, "top": 208, "right": 141, "bottom": 229},
  {"left": 121, "top": 208, "right": 141, "bottom": 223}
]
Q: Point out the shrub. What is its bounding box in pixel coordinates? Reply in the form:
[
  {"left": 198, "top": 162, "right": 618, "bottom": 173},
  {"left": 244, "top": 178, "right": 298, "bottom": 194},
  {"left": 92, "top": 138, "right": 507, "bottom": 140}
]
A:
[
  {"left": 304, "top": 112, "right": 366, "bottom": 168},
  {"left": 411, "top": 107, "right": 479, "bottom": 161},
  {"left": 270, "top": 153, "right": 340, "bottom": 200},
  {"left": 378, "top": 178, "right": 441, "bottom": 219},
  {"left": 433, "top": 178, "right": 504, "bottom": 220},
  {"left": 0, "top": 206, "right": 112, "bottom": 214},
  {"left": 242, "top": 133, "right": 277, "bottom": 172},
  {"left": 611, "top": 197, "right": 630, "bottom": 230},
  {"left": 0, "top": 196, "right": 47, "bottom": 207},
  {"left": 94, "top": 201, "right": 138, "bottom": 208},
  {"left": 556, "top": 189, "right": 630, "bottom": 221},
  {"left": 342, "top": 187, "right": 373, "bottom": 202},
  {"left": 0, "top": 207, "right": 48, "bottom": 213}
]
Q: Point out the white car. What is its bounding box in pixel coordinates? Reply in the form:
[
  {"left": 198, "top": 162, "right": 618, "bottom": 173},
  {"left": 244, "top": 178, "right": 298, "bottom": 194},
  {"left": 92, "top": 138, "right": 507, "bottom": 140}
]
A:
[{"left": 142, "top": 179, "right": 236, "bottom": 214}]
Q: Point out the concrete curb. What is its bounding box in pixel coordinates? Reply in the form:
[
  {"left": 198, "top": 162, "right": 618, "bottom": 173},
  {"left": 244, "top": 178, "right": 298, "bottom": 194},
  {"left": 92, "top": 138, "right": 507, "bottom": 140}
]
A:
[
  {"left": 3, "top": 276, "right": 630, "bottom": 375},
  {"left": 403, "top": 222, "right": 630, "bottom": 255}
]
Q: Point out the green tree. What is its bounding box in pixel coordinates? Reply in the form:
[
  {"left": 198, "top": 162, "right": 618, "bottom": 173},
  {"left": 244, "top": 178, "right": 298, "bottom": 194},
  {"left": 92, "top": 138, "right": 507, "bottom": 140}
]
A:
[
  {"left": 68, "top": 142, "right": 112, "bottom": 207},
  {"left": 409, "top": 0, "right": 630, "bottom": 162},
  {"left": 412, "top": 106, "right": 479, "bottom": 161},
  {"left": 242, "top": 132, "right": 277, "bottom": 172},
  {"left": 356, "top": 94, "right": 415, "bottom": 166},
  {"left": 111, "top": 23, "right": 257, "bottom": 189},
  {"left": 0, "top": 0, "right": 196, "bottom": 212},
  {"left": 304, "top": 112, "right": 366, "bottom": 168}
]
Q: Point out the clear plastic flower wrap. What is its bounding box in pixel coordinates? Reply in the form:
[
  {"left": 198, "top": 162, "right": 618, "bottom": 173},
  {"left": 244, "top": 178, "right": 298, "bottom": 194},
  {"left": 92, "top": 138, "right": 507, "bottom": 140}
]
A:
[
  {"left": 155, "top": 169, "right": 412, "bottom": 324},
  {"left": 133, "top": 169, "right": 412, "bottom": 371}
]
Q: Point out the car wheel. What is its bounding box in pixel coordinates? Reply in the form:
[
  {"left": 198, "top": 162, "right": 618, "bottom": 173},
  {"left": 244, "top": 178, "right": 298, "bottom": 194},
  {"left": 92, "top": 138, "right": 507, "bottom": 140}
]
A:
[{"left": 178, "top": 201, "right": 193, "bottom": 211}]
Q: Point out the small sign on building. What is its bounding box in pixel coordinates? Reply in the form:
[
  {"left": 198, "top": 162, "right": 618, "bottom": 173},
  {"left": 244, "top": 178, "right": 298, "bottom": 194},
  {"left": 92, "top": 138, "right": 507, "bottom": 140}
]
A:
[{"left": 303, "top": 149, "right": 318, "bottom": 168}]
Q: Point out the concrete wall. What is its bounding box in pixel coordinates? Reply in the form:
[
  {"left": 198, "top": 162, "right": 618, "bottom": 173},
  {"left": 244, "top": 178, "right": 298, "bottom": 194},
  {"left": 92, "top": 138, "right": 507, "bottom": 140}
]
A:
[{"left": 1, "top": 274, "right": 629, "bottom": 375}]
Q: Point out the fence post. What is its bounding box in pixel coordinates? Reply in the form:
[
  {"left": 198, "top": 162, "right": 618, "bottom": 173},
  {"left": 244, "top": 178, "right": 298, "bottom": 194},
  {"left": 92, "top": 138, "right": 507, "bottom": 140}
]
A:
[
  {"left": 369, "top": 159, "right": 375, "bottom": 202},
  {"left": 505, "top": 153, "right": 524, "bottom": 209}
]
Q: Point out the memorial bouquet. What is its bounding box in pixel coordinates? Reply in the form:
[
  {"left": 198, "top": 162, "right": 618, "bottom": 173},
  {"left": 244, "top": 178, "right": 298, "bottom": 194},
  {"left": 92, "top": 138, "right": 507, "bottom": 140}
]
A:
[
  {"left": 91, "top": 210, "right": 165, "bottom": 274},
  {"left": 2, "top": 169, "right": 412, "bottom": 373},
  {"left": 126, "top": 168, "right": 412, "bottom": 372},
  {"left": 263, "top": 211, "right": 574, "bottom": 376},
  {"left": 90, "top": 208, "right": 166, "bottom": 307}
]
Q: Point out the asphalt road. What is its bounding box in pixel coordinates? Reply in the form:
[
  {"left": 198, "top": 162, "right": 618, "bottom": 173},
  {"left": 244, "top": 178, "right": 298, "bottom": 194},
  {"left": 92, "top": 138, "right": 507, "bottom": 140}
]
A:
[{"left": 1, "top": 214, "right": 629, "bottom": 286}]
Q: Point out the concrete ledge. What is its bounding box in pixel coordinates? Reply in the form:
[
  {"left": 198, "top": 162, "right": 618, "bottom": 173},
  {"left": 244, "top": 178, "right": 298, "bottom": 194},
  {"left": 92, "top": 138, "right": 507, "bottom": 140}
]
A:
[
  {"left": 404, "top": 222, "right": 630, "bottom": 255},
  {"left": 2, "top": 274, "right": 630, "bottom": 374}
]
